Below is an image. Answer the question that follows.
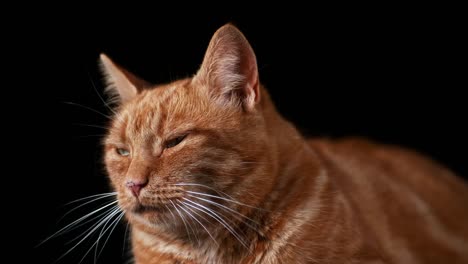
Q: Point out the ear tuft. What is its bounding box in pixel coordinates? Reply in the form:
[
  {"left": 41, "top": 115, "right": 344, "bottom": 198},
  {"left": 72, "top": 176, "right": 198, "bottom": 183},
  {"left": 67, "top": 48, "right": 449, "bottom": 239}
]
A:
[
  {"left": 195, "top": 24, "right": 260, "bottom": 110},
  {"left": 99, "top": 54, "right": 149, "bottom": 104}
]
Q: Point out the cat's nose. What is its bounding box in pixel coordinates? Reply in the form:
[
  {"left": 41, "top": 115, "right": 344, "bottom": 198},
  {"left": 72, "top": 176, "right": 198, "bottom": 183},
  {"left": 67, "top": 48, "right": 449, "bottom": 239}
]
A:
[{"left": 126, "top": 180, "right": 147, "bottom": 197}]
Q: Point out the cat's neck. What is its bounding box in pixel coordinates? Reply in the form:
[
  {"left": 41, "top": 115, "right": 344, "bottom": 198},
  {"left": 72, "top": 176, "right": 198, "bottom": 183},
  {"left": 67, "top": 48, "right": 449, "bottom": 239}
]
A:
[
  {"left": 260, "top": 86, "right": 307, "bottom": 153},
  {"left": 259, "top": 85, "right": 327, "bottom": 227}
]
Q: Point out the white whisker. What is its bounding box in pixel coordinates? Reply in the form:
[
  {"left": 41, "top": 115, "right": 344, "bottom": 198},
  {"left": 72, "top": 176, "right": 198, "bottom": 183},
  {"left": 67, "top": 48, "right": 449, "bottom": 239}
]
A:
[
  {"left": 39, "top": 200, "right": 119, "bottom": 246},
  {"left": 166, "top": 202, "right": 202, "bottom": 245},
  {"left": 185, "top": 190, "right": 267, "bottom": 211},
  {"left": 122, "top": 221, "right": 130, "bottom": 257},
  {"left": 182, "top": 199, "right": 250, "bottom": 251},
  {"left": 179, "top": 204, "right": 201, "bottom": 246},
  {"left": 176, "top": 202, "right": 219, "bottom": 247},
  {"left": 169, "top": 200, "right": 193, "bottom": 244},
  {"left": 93, "top": 207, "right": 122, "bottom": 262},
  {"left": 59, "top": 192, "right": 117, "bottom": 222},
  {"left": 86, "top": 71, "right": 118, "bottom": 116},
  {"left": 65, "top": 205, "right": 120, "bottom": 244},
  {"left": 56, "top": 205, "right": 121, "bottom": 263},
  {"left": 74, "top": 209, "right": 123, "bottom": 264},
  {"left": 65, "top": 192, "right": 118, "bottom": 205},
  {"left": 72, "top": 123, "right": 109, "bottom": 130},
  {"left": 164, "top": 203, "right": 177, "bottom": 224},
  {"left": 96, "top": 211, "right": 125, "bottom": 261},
  {"left": 174, "top": 183, "right": 236, "bottom": 200},
  {"left": 63, "top": 101, "right": 112, "bottom": 119},
  {"left": 187, "top": 193, "right": 260, "bottom": 227},
  {"left": 76, "top": 134, "right": 107, "bottom": 139}
]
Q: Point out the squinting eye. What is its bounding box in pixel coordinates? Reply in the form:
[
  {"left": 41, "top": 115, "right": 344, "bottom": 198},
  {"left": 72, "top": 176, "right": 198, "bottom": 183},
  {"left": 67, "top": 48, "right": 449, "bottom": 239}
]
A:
[
  {"left": 165, "top": 135, "right": 187, "bottom": 149},
  {"left": 116, "top": 148, "right": 130, "bottom": 157}
]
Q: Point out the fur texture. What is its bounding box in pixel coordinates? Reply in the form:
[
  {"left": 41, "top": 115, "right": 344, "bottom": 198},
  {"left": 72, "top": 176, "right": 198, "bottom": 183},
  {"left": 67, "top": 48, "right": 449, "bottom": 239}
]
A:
[{"left": 101, "top": 24, "right": 468, "bottom": 263}]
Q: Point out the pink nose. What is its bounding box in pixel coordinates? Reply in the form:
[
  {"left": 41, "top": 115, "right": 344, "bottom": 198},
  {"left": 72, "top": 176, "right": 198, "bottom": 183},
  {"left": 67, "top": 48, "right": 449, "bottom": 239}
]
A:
[{"left": 126, "top": 180, "right": 147, "bottom": 197}]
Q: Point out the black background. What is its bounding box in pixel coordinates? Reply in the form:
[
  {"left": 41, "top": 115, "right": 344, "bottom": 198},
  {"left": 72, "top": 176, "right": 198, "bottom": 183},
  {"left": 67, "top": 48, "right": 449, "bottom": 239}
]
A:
[{"left": 18, "top": 7, "right": 466, "bottom": 264}]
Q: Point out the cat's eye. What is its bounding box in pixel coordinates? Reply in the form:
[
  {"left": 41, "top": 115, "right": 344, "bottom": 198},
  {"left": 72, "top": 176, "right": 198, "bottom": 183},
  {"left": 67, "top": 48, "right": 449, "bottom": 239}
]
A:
[
  {"left": 116, "top": 148, "right": 130, "bottom": 157},
  {"left": 165, "top": 135, "right": 187, "bottom": 149}
]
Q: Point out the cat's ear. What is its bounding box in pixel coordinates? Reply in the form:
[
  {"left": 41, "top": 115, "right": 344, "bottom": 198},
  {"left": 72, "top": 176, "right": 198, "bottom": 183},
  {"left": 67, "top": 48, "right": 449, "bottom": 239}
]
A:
[
  {"left": 99, "top": 54, "right": 149, "bottom": 104},
  {"left": 194, "top": 24, "right": 260, "bottom": 111}
]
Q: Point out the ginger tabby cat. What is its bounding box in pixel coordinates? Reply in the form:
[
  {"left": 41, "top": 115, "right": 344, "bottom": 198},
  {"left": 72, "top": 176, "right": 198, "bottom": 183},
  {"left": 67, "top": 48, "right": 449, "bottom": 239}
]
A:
[{"left": 100, "top": 24, "right": 468, "bottom": 263}]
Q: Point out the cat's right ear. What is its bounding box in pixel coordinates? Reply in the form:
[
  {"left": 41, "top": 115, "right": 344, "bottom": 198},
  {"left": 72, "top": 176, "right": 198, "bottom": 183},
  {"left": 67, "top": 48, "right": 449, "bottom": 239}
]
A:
[
  {"left": 99, "top": 54, "right": 148, "bottom": 104},
  {"left": 194, "top": 24, "right": 260, "bottom": 111}
]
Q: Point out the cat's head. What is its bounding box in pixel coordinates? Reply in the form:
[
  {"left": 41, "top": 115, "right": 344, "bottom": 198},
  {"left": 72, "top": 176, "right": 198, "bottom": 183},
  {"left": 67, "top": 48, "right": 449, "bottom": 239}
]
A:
[{"left": 102, "top": 25, "right": 273, "bottom": 232}]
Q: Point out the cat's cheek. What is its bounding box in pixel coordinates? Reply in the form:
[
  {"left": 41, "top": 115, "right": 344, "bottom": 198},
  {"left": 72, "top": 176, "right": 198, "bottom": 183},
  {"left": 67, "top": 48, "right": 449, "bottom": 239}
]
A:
[
  {"left": 106, "top": 159, "right": 130, "bottom": 183},
  {"left": 113, "top": 160, "right": 129, "bottom": 174}
]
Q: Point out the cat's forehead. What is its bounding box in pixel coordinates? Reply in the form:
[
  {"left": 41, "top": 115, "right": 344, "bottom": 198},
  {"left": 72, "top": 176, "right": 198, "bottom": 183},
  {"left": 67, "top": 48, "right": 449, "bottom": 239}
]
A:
[
  {"left": 126, "top": 79, "right": 189, "bottom": 113},
  {"left": 141, "top": 79, "right": 189, "bottom": 104},
  {"left": 114, "top": 79, "right": 201, "bottom": 137}
]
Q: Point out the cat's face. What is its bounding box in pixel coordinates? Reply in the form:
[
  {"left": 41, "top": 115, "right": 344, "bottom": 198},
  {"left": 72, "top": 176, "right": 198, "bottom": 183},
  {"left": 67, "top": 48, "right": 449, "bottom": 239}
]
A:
[
  {"left": 102, "top": 25, "right": 270, "bottom": 231},
  {"left": 104, "top": 79, "right": 263, "bottom": 225}
]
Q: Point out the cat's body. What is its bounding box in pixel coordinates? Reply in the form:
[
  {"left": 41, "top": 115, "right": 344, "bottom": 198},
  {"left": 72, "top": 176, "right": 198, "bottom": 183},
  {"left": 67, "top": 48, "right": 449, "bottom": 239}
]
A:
[
  {"left": 100, "top": 25, "right": 468, "bottom": 264},
  {"left": 309, "top": 138, "right": 468, "bottom": 263}
]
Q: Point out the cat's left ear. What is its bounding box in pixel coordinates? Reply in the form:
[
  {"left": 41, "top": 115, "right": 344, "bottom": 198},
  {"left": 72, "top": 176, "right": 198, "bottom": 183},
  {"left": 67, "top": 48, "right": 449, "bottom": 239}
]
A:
[
  {"left": 194, "top": 24, "right": 260, "bottom": 111},
  {"left": 99, "top": 54, "right": 149, "bottom": 104}
]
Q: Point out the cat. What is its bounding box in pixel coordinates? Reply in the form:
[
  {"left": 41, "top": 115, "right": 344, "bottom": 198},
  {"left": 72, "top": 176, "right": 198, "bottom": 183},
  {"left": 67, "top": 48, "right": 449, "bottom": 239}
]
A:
[{"left": 100, "top": 24, "right": 468, "bottom": 263}]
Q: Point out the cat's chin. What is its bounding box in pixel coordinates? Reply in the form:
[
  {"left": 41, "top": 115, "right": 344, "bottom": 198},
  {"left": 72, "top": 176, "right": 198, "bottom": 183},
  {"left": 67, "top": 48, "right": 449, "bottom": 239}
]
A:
[
  {"left": 128, "top": 209, "right": 179, "bottom": 231},
  {"left": 127, "top": 204, "right": 171, "bottom": 224}
]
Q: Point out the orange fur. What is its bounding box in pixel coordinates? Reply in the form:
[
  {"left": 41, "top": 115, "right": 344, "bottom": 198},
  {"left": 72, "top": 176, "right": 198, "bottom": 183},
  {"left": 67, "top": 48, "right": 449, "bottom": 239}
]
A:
[{"left": 101, "top": 24, "right": 468, "bottom": 263}]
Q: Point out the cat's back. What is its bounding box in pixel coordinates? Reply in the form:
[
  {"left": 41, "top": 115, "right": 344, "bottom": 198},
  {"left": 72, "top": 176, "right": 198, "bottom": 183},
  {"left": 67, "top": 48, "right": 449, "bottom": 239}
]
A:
[{"left": 308, "top": 138, "right": 468, "bottom": 263}]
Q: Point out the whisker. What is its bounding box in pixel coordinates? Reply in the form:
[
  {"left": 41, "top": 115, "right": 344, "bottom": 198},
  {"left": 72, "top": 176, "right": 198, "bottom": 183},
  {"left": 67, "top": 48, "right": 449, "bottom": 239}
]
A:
[
  {"left": 59, "top": 192, "right": 117, "bottom": 222},
  {"left": 164, "top": 203, "right": 177, "bottom": 225},
  {"left": 74, "top": 209, "right": 123, "bottom": 264},
  {"left": 65, "top": 192, "right": 117, "bottom": 205},
  {"left": 185, "top": 190, "right": 267, "bottom": 211},
  {"left": 72, "top": 123, "right": 109, "bottom": 130},
  {"left": 93, "top": 207, "right": 122, "bottom": 262},
  {"left": 124, "top": 256, "right": 135, "bottom": 264},
  {"left": 122, "top": 221, "right": 130, "bottom": 257},
  {"left": 179, "top": 203, "right": 201, "bottom": 245},
  {"left": 175, "top": 202, "right": 201, "bottom": 246},
  {"left": 76, "top": 134, "right": 107, "bottom": 139},
  {"left": 175, "top": 183, "right": 265, "bottom": 212},
  {"left": 63, "top": 101, "right": 111, "bottom": 119},
  {"left": 179, "top": 201, "right": 213, "bottom": 225},
  {"left": 96, "top": 211, "right": 125, "bottom": 262},
  {"left": 65, "top": 206, "right": 120, "bottom": 245},
  {"left": 159, "top": 207, "right": 170, "bottom": 227},
  {"left": 176, "top": 202, "right": 219, "bottom": 247},
  {"left": 182, "top": 200, "right": 249, "bottom": 250},
  {"left": 184, "top": 195, "right": 259, "bottom": 240},
  {"left": 55, "top": 205, "right": 121, "bottom": 263},
  {"left": 187, "top": 194, "right": 260, "bottom": 227},
  {"left": 174, "top": 183, "right": 236, "bottom": 200},
  {"left": 38, "top": 200, "right": 119, "bottom": 246},
  {"left": 182, "top": 199, "right": 250, "bottom": 251},
  {"left": 86, "top": 70, "right": 118, "bottom": 116},
  {"left": 169, "top": 200, "right": 193, "bottom": 244},
  {"left": 65, "top": 205, "right": 120, "bottom": 243},
  {"left": 165, "top": 202, "right": 202, "bottom": 245}
]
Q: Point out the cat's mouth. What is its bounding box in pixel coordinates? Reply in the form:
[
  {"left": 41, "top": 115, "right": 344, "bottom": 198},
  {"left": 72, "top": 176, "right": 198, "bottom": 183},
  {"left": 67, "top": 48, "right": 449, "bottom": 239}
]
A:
[
  {"left": 132, "top": 204, "right": 166, "bottom": 215},
  {"left": 123, "top": 194, "right": 179, "bottom": 219}
]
